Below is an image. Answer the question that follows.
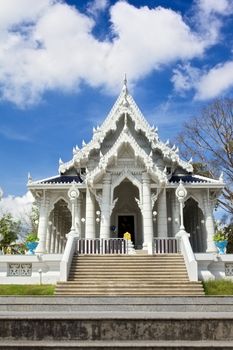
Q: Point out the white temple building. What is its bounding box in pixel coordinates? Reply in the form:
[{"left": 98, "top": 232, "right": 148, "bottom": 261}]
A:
[{"left": 28, "top": 79, "right": 224, "bottom": 256}]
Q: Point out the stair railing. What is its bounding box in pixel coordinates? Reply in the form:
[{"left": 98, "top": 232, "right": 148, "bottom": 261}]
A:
[
  {"left": 153, "top": 238, "right": 179, "bottom": 254},
  {"left": 77, "top": 238, "right": 128, "bottom": 254},
  {"left": 60, "top": 231, "right": 79, "bottom": 282},
  {"left": 176, "top": 230, "right": 198, "bottom": 281}
]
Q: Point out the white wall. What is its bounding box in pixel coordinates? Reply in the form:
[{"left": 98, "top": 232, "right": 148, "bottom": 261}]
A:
[
  {"left": 195, "top": 253, "right": 233, "bottom": 281},
  {"left": 0, "top": 254, "right": 62, "bottom": 284}
]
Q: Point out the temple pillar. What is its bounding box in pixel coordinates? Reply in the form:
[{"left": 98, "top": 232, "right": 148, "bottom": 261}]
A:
[
  {"left": 55, "top": 233, "right": 60, "bottom": 253},
  {"left": 85, "top": 188, "right": 95, "bottom": 239},
  {"left": 59, "top": 237, "right": 64, "bottom": 253},
  {"left": 46, "top": 221, "right": 53, "bottom": 253},
  {"left": 142, "top": 173, "right": 153, "bottom": 249},
  {"left": 172, "top": 191, "right": 180, "bottom": 236},
  {"left": 204, "top": 196, "right": 217, "bottom": 252},
  {"left": 51, "top": 226, "right": 56, "bottom": 253},
  {"left": 76, "top": 197, "right": 82, "bottom": 237},
  {"left": 100, "top": 173, "right": 111, "bottom": 239},
  {"left": 157, "top": 188, "right": 168, "bottom": 237},
  {"left": 35, "top": 197, "right": 50, "bottom": 253}
]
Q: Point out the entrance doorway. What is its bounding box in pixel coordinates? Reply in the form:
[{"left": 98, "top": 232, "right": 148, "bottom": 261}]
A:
[{"left": 118, "top": 215, "right": 135, "bottom": 244}]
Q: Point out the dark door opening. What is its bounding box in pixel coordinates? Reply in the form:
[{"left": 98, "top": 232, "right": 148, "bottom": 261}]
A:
[{"left": 118, "top": 215, "right": 135, "bottom": 244}]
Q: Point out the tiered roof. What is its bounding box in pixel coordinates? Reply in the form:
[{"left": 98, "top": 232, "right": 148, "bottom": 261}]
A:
[{"left": 28, "top": 79, "right": 224, "bottom": 189}]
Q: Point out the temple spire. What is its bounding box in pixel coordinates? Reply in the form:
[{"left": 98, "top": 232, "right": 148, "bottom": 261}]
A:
[{"left": 122, "top": 73, "right": 128, "bottom": 96}]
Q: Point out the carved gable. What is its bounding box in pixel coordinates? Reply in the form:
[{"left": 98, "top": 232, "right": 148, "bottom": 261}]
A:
[{"left": 59, "top": 80, "right": 193, "bottom": 182}]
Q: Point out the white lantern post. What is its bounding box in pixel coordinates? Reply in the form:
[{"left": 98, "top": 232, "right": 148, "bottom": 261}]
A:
[
  {"left": 175, "top": 180, "right": 188, "bottom": 236},
  {"left": 68, "top": 183, "right": 80, "bottom": 236}
]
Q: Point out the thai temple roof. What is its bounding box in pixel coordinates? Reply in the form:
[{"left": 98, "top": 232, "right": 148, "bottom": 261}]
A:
[
  {"left": 28, "top": 79, "right": 224, "bottom": 189},
  {"left": 33, "top": 173, "right": 220, "bottom": 186}
]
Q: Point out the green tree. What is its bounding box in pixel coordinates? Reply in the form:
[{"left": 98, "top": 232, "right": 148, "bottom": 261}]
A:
[
  {"left": 176, "top": 98, "right": 233, "bottom": 215},
  {"left": 28, "top": 204, "right": 39, "bottom": 235},
  {"left": 0, "top": 214, "right": 21, "bottom": 250}
]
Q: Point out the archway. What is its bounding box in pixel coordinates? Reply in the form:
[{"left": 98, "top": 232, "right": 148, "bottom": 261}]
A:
[
  {"left": 184, "top": 197, "right": 206, "bottom": 252},
  {"left": 48, "top": 199, "right": 71, "bottom": 253},
  {"left": 111, "top": 179, "right": 142, "bottom": 248}
]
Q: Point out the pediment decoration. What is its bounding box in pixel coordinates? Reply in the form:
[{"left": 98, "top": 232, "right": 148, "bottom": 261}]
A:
[{"left": 85, "top": 128, "right": 167, "bottom": 186}]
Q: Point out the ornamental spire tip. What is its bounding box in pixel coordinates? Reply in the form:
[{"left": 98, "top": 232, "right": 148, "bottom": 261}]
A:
[{"left": 122, "top": 73, "right": 128, "bottom": 95}]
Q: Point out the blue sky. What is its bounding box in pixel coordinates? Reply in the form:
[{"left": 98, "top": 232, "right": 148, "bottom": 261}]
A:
[{"left": 0, "top": 0, "right": 233, "bottom": 206}]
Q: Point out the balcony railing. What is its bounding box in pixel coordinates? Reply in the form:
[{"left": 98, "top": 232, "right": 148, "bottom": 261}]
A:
[
  {"left": 153, "top": 238, "right": 179, "bottom": 254},
  {"left": 77, "top": 238, "right": 128, "bottom": 255}
]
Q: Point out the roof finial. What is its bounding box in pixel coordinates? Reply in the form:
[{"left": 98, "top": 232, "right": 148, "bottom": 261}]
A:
[
  {"left": 122, "top": 73, "right": 128, "bottom": 95},
  {"left": 124, "top": 73, "right": 127, "bottom": 86}
]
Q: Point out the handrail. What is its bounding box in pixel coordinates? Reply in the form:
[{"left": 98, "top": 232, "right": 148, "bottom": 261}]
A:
[
  {"left": 176, "top": 230, "right": 198, "bottom": 281},
  {"left": 77, "top": 238, "right": 128, "bottom": 254},
  {"left": 60, "top": 232, "right": 79, "bottom": 282},
  {"left": 153, "top": 238, "right": 179, "bottom": 254}
]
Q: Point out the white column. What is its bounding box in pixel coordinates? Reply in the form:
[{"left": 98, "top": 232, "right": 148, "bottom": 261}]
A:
[
  {"left": 142, "top": 173, "right": 153, "bottom": 249},
  {"left": 76, "top": 197, "right": 82, "bottom": 237},
  {"left": 172, "top": 192, "right": 180, "bottom": 237},
  {"left": 100, "top": 173, "right": 111, "bottom": 239},
  {"left": 59, "top": 237, "right": 64, "bottom": 253},
  {"left": 55, "top": 233, "right": 60, "bottom": 253},
  {"left": 204, "top": 197, "right": 217, "bottom": 252},
  {"left": 51, "top": 226, "right": 56, "bottom": 253},
  {"left": 85, "top": 188, "right": 95, "bottom": 239},
  {"left": 35, "top": 197, "right": 50, "bottom": 253},
  {"left": 46, "top": 221, "right": 52, "bottom": 253},
  {"left": 157, "top": 188, "right": 168, "bottom": 237}
]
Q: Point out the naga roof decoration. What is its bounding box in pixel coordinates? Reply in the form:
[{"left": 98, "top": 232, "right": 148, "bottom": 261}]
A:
[
  {"left": 169, "top": 174, "right": 224, "bottom": 184},
  {"left": 36, "top": 175, "right": 82, "bottom": 184},
  {"left": 59, "top": 80, "right": 193, "bottom": 175}
]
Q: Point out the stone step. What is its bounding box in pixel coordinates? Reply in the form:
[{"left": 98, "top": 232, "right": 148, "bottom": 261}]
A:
[
  {"left": 56, "top": 289, "right": 203, "bottom": 297},
  {"left": 74, "top": 258, "right": 183, "bottom": 260},
  {"left": 55, "top": 290, "right": 204, "bottom": 295},
  {"left": 57, "top": 281, "right": 201, "bottom": 285},
  {"left": 69, "top": 269, "right": 188, "bottom": 273},
  {"left": 1, "top": 340, "right": 233, "bottom": 349},
  {"left": 56, "top": 254, "right": 204, "bottom": 296},
  {"left": 74, "top": 256, "right": 184, "bottom": 259},
  {"left": 69, "top": 273, "right": 189, "bottom": 277},
  {"left": 1, "top": 311, "right": 233, "bottom": 345},
  {"left": 60, "top": 287, "right": 201, "bottom": 292},
  {"left": 72, "top": 261, "right": 187, "bottom": 268},
  {"left": 56, "top": 285, "right": 203, "bottom": 290},
  {"left": 2, "top": 296, "right": 233, "bottom": 313},
  {"left": 56, "top": 286, "right": 203, "bottom": 291}
]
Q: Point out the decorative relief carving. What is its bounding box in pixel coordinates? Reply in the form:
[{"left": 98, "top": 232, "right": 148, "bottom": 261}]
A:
[
  {"left": 89, "top": 187, "right": 103, "bottom": 208},
  {"left": 110, "top": 197, "right": 118, "bottom": 215},
  {"left": 225, "top": 263, "right": 233, "bottom": 276},
  {"left": 151, "top": 189, "right": 161, "bottom": 209},
  {"left": 135, "top": 197, "right": 143, "bottom": 213},
  {"left": 8, "top": 263, "right": 32, "bottom": 276},
  {"left": 21, "top": 264, "right": 33, "bottom": 276},
  {"left": 85, "top": 129, "right": 167, "bottom": 185}
]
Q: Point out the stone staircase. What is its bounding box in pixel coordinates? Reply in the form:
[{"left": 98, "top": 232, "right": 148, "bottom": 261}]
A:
[
  {"left": 55, "top": 254, "right": 204, "bottom": 296},
  {"left": 1, "top": 297, "right": 233, "bottom": 349}
]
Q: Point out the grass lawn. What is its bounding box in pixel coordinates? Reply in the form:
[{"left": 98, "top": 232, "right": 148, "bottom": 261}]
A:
[
  {"left": 0, "top": 284, "right": 55, "bottom": 295},
  {"left": 203, "top": 279, "right": 233, "bottom": 295}
]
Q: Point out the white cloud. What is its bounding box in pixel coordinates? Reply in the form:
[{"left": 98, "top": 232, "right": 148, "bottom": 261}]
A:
[
  {"left": 197, "top": 0, "right": 232, "bottom": 15},
  {"left": 172, "top": 60, "right": 233, "bottom": 100},
  {"left": 171, "top": 64, "right": 201, "bottom": 94},
  {"left": 0, "top": 0, "right": 231, "bottom": 106},
  {"left": 87, "top": 0, "right": 109, "bottom": 16},
  {"left": 195, "top": 61, "right": 233, "bottom": 100},
  {"left": 0, "top": 191, "right": 34, "bottom": 223}
]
